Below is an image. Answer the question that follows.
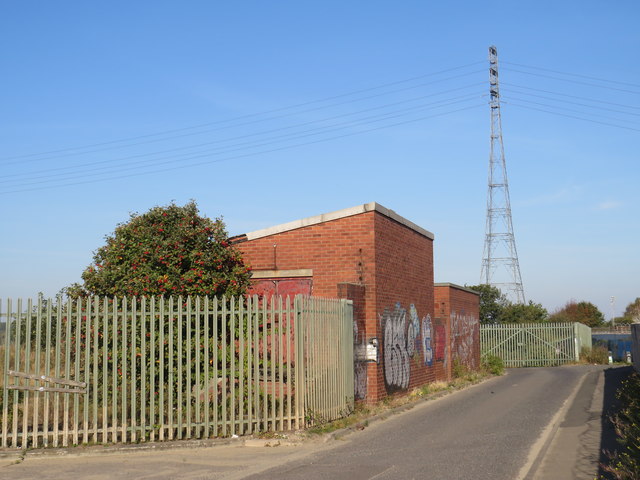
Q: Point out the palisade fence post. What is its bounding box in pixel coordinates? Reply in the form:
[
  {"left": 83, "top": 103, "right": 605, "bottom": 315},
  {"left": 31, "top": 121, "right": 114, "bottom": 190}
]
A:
[
  {"left": 1, "top": 299, "right": 9, "bottom": 448},
  {"left": 72, "top": 297, "right": 82, "bottom": 446},
  {"left": 277, "top": 296, "right": 284, "bottom": 431},
  {"left": 238, "top": 295, "right": 246, "bottom": 435},
  {"left": 203, "top": 296, "right": 211, "bottom": 438},
  {"left": 230, "top": 296, "right": 237, "bottom": 436},
  {"left": 23, "top": 298, "right": 32, "bottom": 449},
  {"left": 285, "top": 296, "right": 292, "bottom": 430},
  {"left": 194, "top": 296, "right": 201, "bottom": 439},
  {"left": 222, "top": 296, "right": 228, "bottom": 436},
  {"left": 129, "top": 297, "right": 137, "bottom": 443},
  {"left": 252, "top": 295, "right": 260, "bottom": 433},
  {"left": 82, "top": 297, "right": 91, "bottom": 445},
  {"left": 246, "top": 294, "right": 253, "bottom": 435},
  {"left": 212, "top": 296, "right": 219, "bottom": 437},
  {"left": 294, "top": 295, "right": 304, "bottom": 428}
]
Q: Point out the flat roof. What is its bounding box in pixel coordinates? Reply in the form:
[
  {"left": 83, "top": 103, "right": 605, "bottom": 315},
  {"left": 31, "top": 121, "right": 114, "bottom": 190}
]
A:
[
  {"left": 239, "top": 202, "right": 434, "bottom": 241},
  {"left": 434, "top": 283, "right": 480, "bottom": 295}
]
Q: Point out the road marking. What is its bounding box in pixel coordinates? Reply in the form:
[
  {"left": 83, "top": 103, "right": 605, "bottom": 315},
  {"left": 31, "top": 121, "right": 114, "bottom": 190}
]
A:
[{"left": 516, "top": 368, "right": 594, "bottom": 480}]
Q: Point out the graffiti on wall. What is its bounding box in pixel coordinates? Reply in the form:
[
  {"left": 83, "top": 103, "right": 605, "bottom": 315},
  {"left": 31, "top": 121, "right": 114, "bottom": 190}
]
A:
[
  {"left": 421, "top": 314, "right": 433, "bottom": 366},
  {"left": 407, "top": 305, "right": 420, "bottom": 357},
  {"left": 381, "top": 303, "right": 436, "bottom": 391},
  {"left": 450, "top": 310, "right": 479, "bottom": 369},
  {"left": 382, "top": 303, "right": 411, "bottom": 391},
  {"left": 434, "top": 324, "right": 446, "bottom": 362},
  {"left": 353, "top": 321, "right": 368, "bottom": 400}
]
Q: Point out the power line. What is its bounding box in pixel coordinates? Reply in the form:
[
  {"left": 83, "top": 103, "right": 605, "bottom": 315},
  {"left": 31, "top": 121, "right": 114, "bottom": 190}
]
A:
[
  {"left": 1, "top": 85, "right": 484, "bottom": 180},
  {"left": 504, "top": 101, "right": 640, "bottom": 132},
  {"left": 0, "top": 62, "right": 485, "bottom": 164},
  {"left": 502, "top": 96, "right": 640, "bottom": 126},
  {"left": 1, "top": 95, "right": 484, "bottom": 187},
  {"left": 501, "top": 67, "right": 640, "bottom": 95},
  {"left": 501, "top": 61, "right": 640, "bottom": 88},
  {"left": 501, "top": 83, "right": 640, "bottom": 111},
  {"left": 0, "top": 103, "right": 485, "bottom": 194},
  {"left": 503, "top": 91, "right": 640, "bottom": 118}
]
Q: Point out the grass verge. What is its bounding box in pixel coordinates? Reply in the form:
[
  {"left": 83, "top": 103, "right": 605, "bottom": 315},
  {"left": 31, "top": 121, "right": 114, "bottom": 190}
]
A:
[{"left": 305, "top": 361, "right": 501, "bottom": 436}]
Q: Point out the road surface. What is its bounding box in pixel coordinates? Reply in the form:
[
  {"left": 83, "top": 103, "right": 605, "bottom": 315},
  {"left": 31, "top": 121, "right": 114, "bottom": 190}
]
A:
[{"left": 0, "top": 364, "right": 627, "bottom": 479}]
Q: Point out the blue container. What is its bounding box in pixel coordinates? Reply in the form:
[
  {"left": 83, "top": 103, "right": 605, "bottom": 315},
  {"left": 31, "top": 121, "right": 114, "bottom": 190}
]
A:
[{"left": 592, "top": 333, "right": 633, "bottom": 362}]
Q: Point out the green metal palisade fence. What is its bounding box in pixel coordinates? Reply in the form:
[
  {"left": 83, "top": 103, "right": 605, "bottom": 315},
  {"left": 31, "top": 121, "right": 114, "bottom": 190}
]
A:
[
  {"left": 480, "top": 322, "right": 592, "bottom": 368},
  {"left": 298, "top": 296, "right": 354, "bottom": 424},
  {"left": 0, "top": 295, "right": 353, "bottom": 449}
]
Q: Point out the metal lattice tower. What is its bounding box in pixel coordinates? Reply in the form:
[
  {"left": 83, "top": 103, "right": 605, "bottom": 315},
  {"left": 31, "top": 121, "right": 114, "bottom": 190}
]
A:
[{"left": 480, "top": 45, "right": 525, "bottom": 304}]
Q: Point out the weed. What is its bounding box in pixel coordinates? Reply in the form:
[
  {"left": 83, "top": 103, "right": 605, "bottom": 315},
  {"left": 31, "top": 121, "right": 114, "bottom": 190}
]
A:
[
  {"left": 451, "top": 359, "right": 469, "bottom": 379},
  {"left": 581, "top": 345, "right": 609, "bottom": 365},
  {"left": 481, "top": 354, "right": 505, "bottom": 376},
  {"left": 305, "top": 371, "right": 491, "bottom": 437}
]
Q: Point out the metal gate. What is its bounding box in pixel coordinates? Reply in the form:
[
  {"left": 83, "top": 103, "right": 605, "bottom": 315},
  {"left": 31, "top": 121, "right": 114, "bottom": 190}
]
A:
[{"left": 480, "top": 322, "right": 592, "bottom": 367}]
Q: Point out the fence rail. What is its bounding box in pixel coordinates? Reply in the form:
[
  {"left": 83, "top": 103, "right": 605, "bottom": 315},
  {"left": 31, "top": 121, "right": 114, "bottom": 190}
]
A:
[
  {"left": 1, "top": 295, "right": 353, "bottom": 449},
  {"left": 480, "top": 322, "right": 592, "bottom": 368}
]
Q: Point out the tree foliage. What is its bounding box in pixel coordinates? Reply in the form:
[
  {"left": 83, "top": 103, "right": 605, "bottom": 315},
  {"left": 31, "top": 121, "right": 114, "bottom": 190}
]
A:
[
  {"left": 468, "top": 285, "right": 549, "bottom": 324},
  {"left": 499, "top": 301, "right": 548, "bottom": 324},
  {"left": 468, "top": 284, "right": 510, "bottom": 324},
  {"left": 622, "top": 297, "right": 640, "bottom": 324},
  {"left": 548, "top": 300, "right": 605, "bottom": 328},
  {"left": 70, "top": 201, "right": 251, "bottom": 297}
]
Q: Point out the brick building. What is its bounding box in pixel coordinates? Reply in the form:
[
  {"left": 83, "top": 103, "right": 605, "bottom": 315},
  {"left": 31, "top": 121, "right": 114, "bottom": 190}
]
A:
[
  {"left": 232, "top": 202, "right": 478, "bottom": 403},
  {"left": 434, "top": 283, "right": 481, "bottom": 375}
]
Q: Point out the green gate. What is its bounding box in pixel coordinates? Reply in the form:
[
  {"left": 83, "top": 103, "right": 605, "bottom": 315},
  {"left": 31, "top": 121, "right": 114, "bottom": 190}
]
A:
[{"left": 481, "top": 322, "right": 592, "bottom": 367}]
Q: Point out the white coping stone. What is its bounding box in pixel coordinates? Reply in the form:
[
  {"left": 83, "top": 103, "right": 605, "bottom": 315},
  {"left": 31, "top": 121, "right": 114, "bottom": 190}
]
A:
[
  {"left": 434, "top": 282, "right": 480, "bottom": 295},
  {"left": 251, "top": 269, "right": 313, "bottom": 279},
  {"left": 244, "top": 202, "right": 434, "bottom": 241}
]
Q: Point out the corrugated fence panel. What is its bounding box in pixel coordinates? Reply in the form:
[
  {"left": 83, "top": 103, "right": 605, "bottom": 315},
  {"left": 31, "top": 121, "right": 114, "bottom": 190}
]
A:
[
  {"left": 0, "top": 295, "right": 353, "bottom": 449},
  {"left": 481, "top": 322, "right": 591, "bottom": 368}
]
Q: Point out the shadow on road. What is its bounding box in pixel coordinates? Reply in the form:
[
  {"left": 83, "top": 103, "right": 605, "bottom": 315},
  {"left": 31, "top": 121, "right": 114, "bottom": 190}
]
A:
[{"left": 598, "top": 365, "right": 634, "bottom": 479}]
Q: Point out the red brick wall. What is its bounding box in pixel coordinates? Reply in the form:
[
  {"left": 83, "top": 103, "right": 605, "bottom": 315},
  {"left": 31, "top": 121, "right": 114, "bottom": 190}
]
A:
[
  {"left": 338, "top": 283, "right": 369, "bottom": 400},
  {"left": 373, "top": 214, "right": 437, "bottom": 400},
  {"left": 434, "top": 284, "right": 480, "bottom": 372},
  {"left": 236, "top": 209, "right": 440, "bottom": 402},
  {"left": 237, "top": 212, "right": 375, "bottom": 299}
]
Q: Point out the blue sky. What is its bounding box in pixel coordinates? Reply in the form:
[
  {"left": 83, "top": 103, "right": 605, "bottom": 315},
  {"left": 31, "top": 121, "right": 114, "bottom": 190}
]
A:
[{"left": 1, "top": 1, "right": 638, "bottom": 319}]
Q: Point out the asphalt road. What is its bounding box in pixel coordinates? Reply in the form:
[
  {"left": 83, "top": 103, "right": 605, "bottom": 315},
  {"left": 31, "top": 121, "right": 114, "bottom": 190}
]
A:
[
  {"left": 1, "top": 364, "right": 625, "bottom": 480},
  {"left": 245, "top": 365, "right": 608, "bottom": 480}
]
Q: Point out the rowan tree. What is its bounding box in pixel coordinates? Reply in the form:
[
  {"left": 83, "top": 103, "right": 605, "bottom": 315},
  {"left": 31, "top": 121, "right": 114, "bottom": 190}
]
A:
[{"left": 72, "top": 201, "right": 251, "bottom": 297}]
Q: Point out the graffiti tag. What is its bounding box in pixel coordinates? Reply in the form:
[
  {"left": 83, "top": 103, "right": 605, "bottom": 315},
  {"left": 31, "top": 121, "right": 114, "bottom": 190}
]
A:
[
  {"left": 422, "top": 314, "right": 433, "bottom": 366},
  {"left": 382, "top": 303, "right": 410, "bottom": 391}
]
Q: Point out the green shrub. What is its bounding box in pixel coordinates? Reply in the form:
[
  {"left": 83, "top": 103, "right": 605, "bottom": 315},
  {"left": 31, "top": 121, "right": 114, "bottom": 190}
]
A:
[
  {"left": 581, "top": 345, "right": 609, "bottom": 364},
  {"left": 481, "top": 354, "right": 505, "bottom": 376},
  {"left": 601, "top": 372, "right": 640, "bottom": 479},
  {"left": 451, "top": 358, "right": 469, "bottom": 379}
]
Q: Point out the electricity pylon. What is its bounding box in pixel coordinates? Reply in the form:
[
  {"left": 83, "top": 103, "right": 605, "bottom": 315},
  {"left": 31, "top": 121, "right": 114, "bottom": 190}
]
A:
[{"left": 480, "top": 45, "right": 526, "bottom": 304}]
